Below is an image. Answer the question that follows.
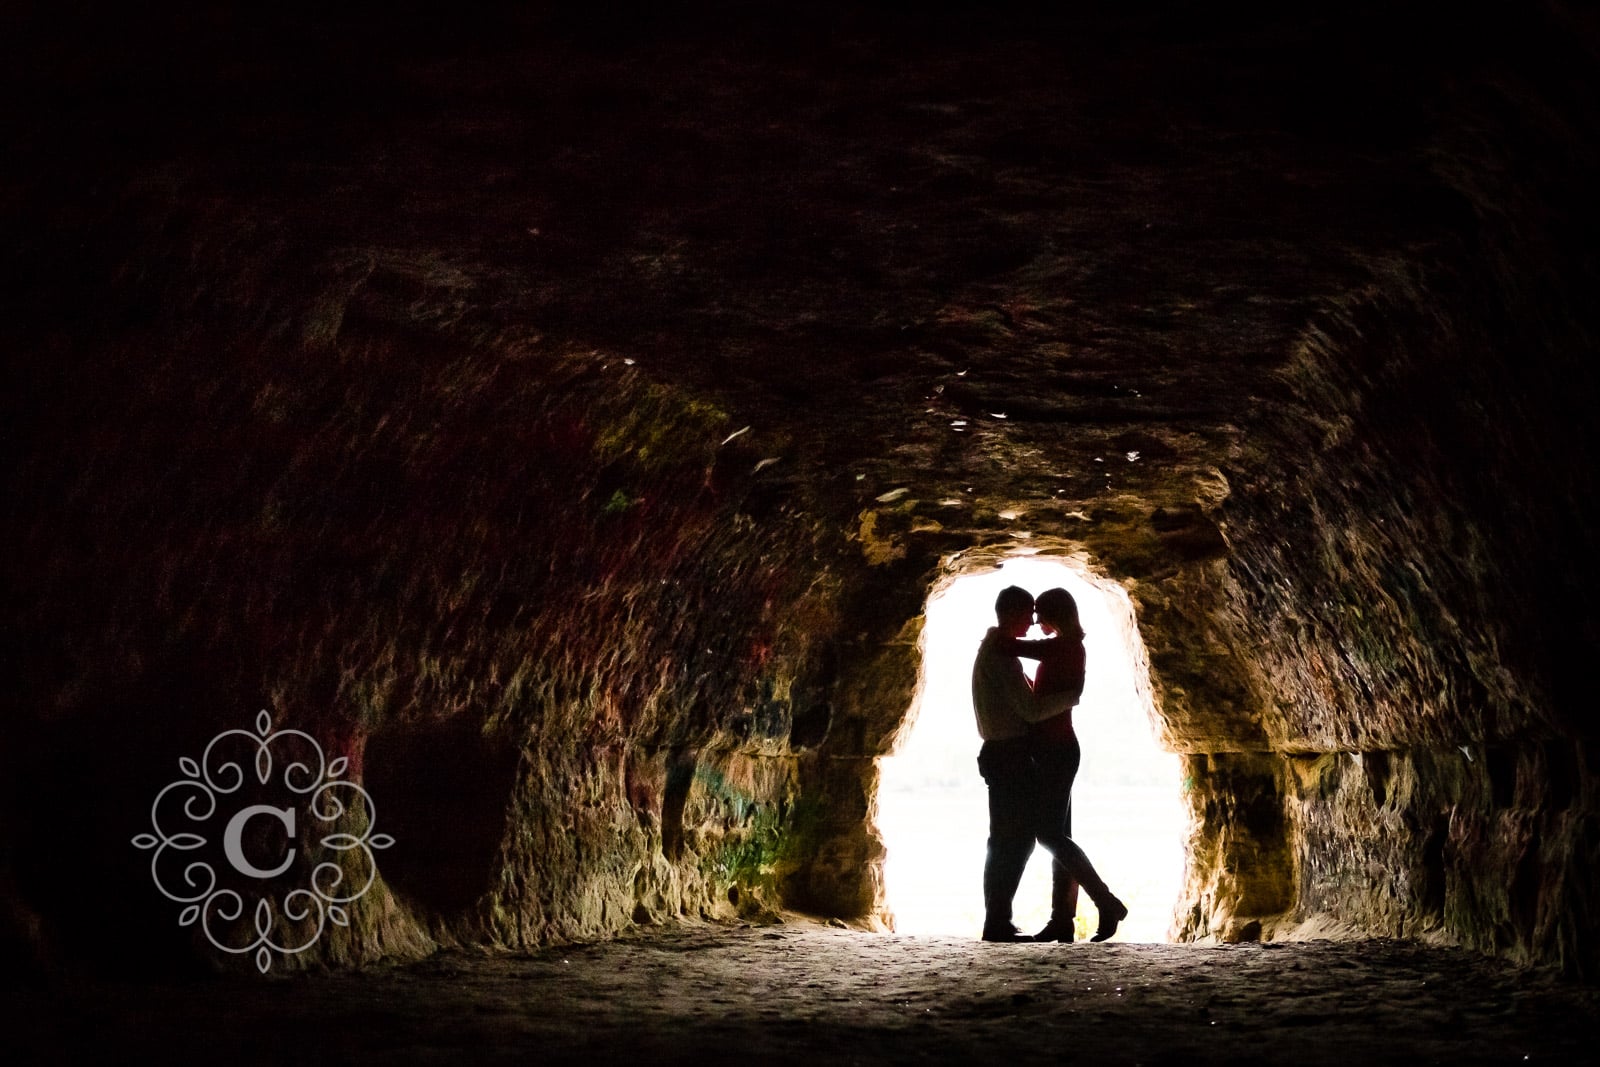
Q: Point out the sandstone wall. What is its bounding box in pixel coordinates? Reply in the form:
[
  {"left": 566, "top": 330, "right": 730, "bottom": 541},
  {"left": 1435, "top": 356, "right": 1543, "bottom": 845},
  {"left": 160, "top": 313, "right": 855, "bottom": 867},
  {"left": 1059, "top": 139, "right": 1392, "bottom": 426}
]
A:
[
  {"left": 1154, "top": 36, "right": 1600, "bottom": 973},
  {"left": 3, "top": 241, "right": 879, "bottom": 970},
  {"left": 5, "top": 1, "right": 1599, "bottom": 980}
]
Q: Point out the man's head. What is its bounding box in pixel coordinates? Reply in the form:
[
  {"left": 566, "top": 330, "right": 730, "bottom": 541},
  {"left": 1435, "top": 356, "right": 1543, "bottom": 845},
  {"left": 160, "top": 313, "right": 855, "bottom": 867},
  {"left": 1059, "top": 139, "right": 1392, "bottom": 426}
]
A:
[
  {"left": 994, "top": 585, "right": 1035, "bottom": 637},
  {"left": 1034, "top": 587, "right": 1082, "bottom": 637}
]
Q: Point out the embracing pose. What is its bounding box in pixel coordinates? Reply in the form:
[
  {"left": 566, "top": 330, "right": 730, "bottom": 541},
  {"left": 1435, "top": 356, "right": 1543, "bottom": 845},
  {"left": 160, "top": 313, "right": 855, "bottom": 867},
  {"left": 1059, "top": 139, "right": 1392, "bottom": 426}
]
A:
[{"left": 970, "top": 585, "right": 1127, "bottom": 943}]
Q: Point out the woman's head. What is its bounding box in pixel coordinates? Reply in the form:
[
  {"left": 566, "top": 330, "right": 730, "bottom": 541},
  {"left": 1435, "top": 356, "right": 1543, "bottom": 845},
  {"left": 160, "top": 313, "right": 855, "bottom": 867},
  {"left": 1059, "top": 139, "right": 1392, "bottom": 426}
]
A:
[{"left": 1034, "top": 587, "right": 1083, "bottom": 638}]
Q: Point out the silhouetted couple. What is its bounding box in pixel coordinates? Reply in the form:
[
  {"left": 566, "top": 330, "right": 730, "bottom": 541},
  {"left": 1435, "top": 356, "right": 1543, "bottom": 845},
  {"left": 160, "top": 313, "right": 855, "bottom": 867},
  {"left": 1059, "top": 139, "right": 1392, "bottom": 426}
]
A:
[{"left": 970, "top": 584, "right": 1127, "bottom": 943}]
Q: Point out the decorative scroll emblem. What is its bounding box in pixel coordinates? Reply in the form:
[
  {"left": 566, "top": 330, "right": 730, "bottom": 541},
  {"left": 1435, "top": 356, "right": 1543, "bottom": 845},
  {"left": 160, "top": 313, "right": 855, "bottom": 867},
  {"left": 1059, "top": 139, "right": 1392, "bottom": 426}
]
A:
[{"left": 131, "top": 710, "right": 392, "bottom": 973}]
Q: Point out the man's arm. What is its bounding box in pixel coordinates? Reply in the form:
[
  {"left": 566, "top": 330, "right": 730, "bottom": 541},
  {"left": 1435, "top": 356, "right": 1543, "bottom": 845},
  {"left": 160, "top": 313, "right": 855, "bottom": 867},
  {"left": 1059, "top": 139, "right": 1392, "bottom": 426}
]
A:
[
  {"left": 1033, "top": 689, "right": 1077, "bottom": 721},
  {"left": 1031, "top": 641, "right": 1085, "bottom": 720}
]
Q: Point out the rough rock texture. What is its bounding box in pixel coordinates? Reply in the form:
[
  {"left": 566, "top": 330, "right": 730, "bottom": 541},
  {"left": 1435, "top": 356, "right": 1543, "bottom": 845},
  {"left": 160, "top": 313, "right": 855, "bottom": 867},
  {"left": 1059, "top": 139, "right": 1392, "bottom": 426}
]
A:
[
  {"left": 16, "top": 924, "right": 1600, "bottom": 1064},
  {"left": 4, "top": 1, "right": 1600, "bottom": 980}
]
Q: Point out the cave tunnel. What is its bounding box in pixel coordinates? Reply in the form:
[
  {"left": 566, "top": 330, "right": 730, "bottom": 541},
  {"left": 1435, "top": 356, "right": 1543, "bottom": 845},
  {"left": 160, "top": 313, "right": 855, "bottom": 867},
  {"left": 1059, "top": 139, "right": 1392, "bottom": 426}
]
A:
[
  {"left": 5, "top": 0, "right": 1600, "bottom": 1061},
  {"left": 878, "top": 554, "right": 1185, "bottom": 942}
]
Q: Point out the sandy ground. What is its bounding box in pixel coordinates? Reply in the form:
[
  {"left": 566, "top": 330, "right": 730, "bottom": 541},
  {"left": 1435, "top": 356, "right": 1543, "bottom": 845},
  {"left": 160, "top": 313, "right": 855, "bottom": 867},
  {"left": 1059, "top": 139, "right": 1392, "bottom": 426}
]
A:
[{"left": 13, "top": 921, "right": 1599, "bottom": 1065}]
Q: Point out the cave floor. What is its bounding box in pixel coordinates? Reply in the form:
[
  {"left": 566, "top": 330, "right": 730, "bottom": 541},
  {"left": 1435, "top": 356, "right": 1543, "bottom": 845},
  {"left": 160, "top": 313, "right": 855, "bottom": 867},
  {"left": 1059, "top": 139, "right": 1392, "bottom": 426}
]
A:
[{"left": 15, "top": 922, "right": 1600, "bottom": 1065}]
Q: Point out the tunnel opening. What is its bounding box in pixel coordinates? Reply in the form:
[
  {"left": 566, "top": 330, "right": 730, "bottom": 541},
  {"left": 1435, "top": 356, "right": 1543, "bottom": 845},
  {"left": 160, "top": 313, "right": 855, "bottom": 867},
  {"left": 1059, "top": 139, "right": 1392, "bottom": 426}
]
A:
[{"left": 876, "top": 554, "right": 1186, "bottom": 941}]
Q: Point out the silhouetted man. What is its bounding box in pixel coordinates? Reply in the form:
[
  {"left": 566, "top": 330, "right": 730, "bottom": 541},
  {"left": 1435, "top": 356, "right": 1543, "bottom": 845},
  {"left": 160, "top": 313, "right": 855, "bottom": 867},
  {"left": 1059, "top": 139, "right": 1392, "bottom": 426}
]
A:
[{"left": 970, "top": 585, "right": 1054, "bottom": 941}]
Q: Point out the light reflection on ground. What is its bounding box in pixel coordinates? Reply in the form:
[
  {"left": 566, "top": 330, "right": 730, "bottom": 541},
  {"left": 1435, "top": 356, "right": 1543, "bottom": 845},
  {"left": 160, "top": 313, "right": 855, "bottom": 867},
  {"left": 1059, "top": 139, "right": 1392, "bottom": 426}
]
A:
[{"left": 877, "top": 557, "right": 1187, "bottom": 941}]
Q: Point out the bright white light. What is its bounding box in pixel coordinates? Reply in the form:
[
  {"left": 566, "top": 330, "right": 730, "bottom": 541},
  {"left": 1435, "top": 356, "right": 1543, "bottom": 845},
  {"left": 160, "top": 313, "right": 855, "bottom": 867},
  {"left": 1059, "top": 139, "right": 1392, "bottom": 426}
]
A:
[{"left": 875, "top": 556, "right": 1187, "bottom": 941}]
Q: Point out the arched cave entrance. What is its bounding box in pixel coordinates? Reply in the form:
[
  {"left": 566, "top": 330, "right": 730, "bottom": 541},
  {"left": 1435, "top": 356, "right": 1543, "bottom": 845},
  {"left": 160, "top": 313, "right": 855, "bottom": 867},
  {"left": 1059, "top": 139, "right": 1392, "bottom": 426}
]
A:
[{"left": 877, "top": 555, "right": 1186, "bottom": 940}]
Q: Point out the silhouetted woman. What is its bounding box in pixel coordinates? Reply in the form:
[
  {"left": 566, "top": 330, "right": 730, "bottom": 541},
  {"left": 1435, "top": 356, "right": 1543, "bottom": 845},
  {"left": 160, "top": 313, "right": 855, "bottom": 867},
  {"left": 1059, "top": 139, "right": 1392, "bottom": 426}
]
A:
[{"left": 1011, "top": 586, "right": 1126, "bottom": 941}]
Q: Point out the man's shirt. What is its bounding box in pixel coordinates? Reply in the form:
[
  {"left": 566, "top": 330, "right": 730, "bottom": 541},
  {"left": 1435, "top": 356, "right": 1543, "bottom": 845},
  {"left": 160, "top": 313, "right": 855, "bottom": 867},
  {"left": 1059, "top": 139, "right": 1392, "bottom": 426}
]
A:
[{"left": 970, "top": 627, "right": 1058, "bottom": 740}]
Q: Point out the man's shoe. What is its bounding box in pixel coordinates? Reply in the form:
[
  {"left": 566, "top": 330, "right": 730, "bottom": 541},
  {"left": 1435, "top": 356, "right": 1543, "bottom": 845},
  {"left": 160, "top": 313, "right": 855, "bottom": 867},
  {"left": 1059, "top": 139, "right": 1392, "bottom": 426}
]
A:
[
  {"left": 980, "top": 923, "right": 1029, "bottom": 943},
  {"left": 1090, "top": 898, "right": 1128, "bottom": 942},
  {"left": 1032, "top": 918, "right": 1075, "bottom": 943}
]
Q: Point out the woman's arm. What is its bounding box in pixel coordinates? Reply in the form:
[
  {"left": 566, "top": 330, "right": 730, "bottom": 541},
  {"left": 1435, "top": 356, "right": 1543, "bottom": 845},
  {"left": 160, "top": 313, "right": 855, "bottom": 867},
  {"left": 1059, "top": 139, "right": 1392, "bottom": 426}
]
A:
[{"left": 996, "top": 634, "right": 1056, "bottom": 662}]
